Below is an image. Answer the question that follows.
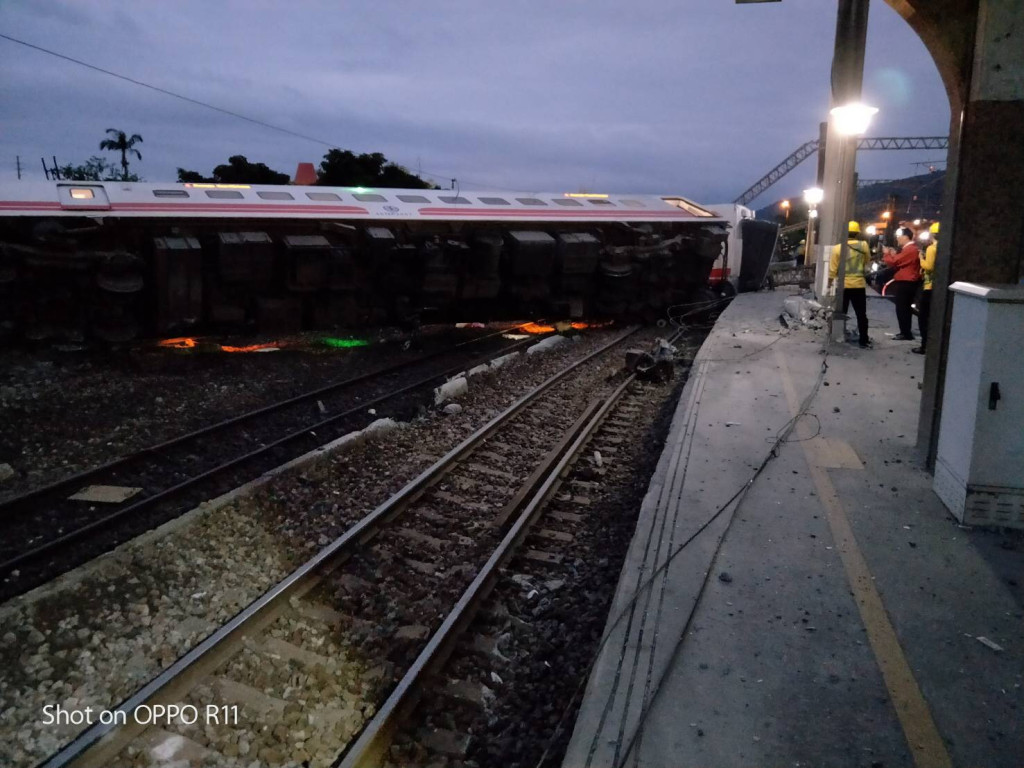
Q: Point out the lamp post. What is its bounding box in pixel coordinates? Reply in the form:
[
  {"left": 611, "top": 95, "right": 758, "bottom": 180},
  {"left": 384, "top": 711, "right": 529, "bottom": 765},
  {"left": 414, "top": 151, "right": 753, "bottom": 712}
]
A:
[
  {"left": 828, "top": 101, "right": 877, "bottom": 343},
  {"left": 814, "top": 0, "right": 870, "bottom": 301},
  {"left": 803, "top": 187, "right": 824, "bottom": 267}
]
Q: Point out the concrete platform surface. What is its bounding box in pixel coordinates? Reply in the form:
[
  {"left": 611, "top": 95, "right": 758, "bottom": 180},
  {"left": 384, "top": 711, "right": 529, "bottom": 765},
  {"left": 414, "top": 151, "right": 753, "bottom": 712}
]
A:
[{"left": 563, "top": 289, "right": 1022, "bottom": 768}]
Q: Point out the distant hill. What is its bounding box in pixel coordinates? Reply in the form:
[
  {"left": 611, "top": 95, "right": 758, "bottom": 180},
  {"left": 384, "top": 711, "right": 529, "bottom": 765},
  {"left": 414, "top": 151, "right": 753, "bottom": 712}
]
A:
[{"left": 756, "top": 169, "right": 945, "bottom": 225}]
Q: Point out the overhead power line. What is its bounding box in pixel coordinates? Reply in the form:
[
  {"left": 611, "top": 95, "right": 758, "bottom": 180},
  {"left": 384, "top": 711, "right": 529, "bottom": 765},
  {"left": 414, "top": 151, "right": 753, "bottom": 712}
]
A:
[
  {"left": 0, "top": 32, "right": 504, "bottom": 188},
  {"left": 0, "top": 32, "right": 344, "bottom": 150}
]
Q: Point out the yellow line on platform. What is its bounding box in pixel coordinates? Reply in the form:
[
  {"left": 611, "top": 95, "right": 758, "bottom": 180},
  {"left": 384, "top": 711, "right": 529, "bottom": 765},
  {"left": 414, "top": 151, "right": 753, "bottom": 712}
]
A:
[{"left": 776, "top": 349, "right": 952, "bottom": 768}]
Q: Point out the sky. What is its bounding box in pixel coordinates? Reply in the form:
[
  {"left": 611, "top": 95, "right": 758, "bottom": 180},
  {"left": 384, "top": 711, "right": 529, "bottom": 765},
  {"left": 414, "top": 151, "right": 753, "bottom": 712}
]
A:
[{"left": 0, "top": 1, "right": 950, "bottom": 206}]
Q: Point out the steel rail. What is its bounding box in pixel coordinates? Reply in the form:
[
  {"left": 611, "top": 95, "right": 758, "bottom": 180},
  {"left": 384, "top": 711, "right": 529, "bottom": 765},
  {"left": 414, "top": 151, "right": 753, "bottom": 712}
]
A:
[
  {"left": 339, "top": 374, "right": 638, "bottom": 768},
  {"left": 0, "top": 332, "right": 544, "bottom": 580},
  {"left": 0, "top": 323, "right": 535, "bottom": 519},
  {"left": 38, "top": 325, "right": 639, "bottom": 768}
]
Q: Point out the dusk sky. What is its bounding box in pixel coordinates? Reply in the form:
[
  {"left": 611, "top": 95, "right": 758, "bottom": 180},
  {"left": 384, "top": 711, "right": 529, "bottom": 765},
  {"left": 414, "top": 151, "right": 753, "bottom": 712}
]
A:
[{"left": 1, "top": 1, "right": 950, "bottom": 206}]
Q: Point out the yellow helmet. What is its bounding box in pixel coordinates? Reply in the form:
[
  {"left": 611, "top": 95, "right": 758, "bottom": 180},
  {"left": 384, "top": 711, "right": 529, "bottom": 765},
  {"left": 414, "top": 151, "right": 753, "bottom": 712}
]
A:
[
  {"left": 847, "top": 220, "right": 860, "bottom": 234},
  {"left": 929, "top": 221, "right": 940, "bottom": 234}
]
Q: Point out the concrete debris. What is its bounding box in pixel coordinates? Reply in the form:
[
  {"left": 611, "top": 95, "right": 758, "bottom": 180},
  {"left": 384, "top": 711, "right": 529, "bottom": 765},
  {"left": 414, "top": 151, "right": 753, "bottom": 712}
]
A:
[
  {"left": 488, "top": 351, "right": 519, "bottom": 370},
  {"left": 317, "top": 399, "right": 327, "bottom": 415},
  {"left": 490, "top": 671, "right": 503, "bottom": 685},
  {"left": 594, "top": 451, "right": 603, "bottom": 467},
  {"left": 68, "top": 485, "right": 142, "bottom": 503},
  {"left": 443, "top": 403, "right": 463, "bottom": 415},
  {"left": 782, "top": 295, "right": 826, "bottom": 327},
  {"left": 975, "top": 636, "right": 1004, "bottom": 652},
  {"left": 526, "top": 335, "right": 570, "bottom": 355},
  {"left": 0, "top": 463, "right": 15, "bottom": 483},
  {"left": 435, "top": 375, "right": 469, "bottom": 405},
  {"left": 718, "top": 572, "right": 733, "bottom": 583}
]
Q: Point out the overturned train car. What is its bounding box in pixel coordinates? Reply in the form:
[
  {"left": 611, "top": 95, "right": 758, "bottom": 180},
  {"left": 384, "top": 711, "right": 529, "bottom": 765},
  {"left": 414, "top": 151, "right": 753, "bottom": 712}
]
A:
[{"left": 0, "top": 182, "right": 728, "bottom": 342}]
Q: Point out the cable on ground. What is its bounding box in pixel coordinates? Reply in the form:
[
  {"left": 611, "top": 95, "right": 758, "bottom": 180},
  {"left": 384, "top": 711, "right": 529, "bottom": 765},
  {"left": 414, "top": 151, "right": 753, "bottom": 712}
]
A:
[{"left": 534, "top": 341, "right": 831, "bottom": 768}]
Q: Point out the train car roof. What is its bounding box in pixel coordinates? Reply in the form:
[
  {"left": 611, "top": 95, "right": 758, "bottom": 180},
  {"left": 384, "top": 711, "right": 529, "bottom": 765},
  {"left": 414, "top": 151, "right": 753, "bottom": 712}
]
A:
[{"left": 0, "top": 181, "right": 725, "bottom": 223}]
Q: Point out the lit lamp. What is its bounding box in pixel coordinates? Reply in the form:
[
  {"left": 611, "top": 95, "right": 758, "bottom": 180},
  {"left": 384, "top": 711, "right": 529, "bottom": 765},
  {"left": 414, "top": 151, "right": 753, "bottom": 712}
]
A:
[
  {"left": 829, "top": 102, "right": 879, "bottom": 136},
  {"left": 780, "top": 199, "right": 791, "bottom": 222},
  {"left": 827, "top": 102, "right": 877, "bottom": 343},
  {"left": 803, "top": 187, "right": 824, "bottom": 267}
]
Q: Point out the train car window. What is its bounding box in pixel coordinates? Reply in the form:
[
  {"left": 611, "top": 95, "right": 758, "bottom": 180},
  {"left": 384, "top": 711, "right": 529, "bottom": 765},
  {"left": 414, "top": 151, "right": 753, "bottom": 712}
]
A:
[
  {"left": 621, "top": 199, "right": 646, "bottom": 207},
  {"left": 353, "top": 193, "right": 388, "bottom": 202},
  {"left": 153, "top": 189, "right": 190, "bottom": 198},
  {"left": 552, "top": 199, "right": 583, "bottom": 207},
  {"left": 662, "top": 197, "right": 717, "bottom": 217},
  {"left": 478, "top": 197, "right": 510, "bottom": 205},
  {"left": 69, "top": 188, "right": 95, "bottom": 199},
  {"left": 515, "top": 198, "right": 548, "bottom": 206},
  {"left": 588, "top": 199, "right": 614, "bottom": 206},
  {"left": 205, "top": 190, "right": 244, "bottom": 199},
  {"left": 397, "top": 194, "right": 431, "bottom": 203},
  {"left": 439, "top": 196, "right": 471, "bottom": 204},
  {"left": 306, "top": 192, "right": 342, "bottom": 201},
  {"left": 257, "top": 191, "right": 295, "bottom": 200}
]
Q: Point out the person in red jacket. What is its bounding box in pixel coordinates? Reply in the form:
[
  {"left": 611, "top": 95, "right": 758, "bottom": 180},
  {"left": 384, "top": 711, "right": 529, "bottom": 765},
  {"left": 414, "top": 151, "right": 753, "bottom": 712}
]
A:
[{"left": 882, "top": 227, "right": 921, "bottom": 340}]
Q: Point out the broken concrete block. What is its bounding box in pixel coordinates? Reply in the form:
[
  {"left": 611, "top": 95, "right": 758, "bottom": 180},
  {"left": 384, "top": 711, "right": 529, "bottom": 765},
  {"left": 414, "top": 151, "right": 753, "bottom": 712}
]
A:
[{"left": 435, "top": 376, "right": 469, "bottom": 405}]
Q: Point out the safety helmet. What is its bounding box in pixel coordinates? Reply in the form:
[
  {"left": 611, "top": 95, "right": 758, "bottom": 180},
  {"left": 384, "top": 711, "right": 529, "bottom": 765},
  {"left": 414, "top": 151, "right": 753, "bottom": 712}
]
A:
[
  {"left": 929, "top": 222, "right": 940, "bottom": 234},
  {"left": 847, "top": 221, "right": 860, "bottom": 234}
]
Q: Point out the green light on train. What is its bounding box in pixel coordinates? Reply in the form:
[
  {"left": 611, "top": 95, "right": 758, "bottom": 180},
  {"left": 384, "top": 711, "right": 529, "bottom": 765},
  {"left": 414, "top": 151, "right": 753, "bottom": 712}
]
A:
[{"left": 321, "top": 337, "right": 370, "bottom": 348}]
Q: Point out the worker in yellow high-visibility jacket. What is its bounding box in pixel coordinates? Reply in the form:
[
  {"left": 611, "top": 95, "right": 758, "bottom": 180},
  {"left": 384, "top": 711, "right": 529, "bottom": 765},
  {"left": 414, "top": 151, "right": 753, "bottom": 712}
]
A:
[
  {"left": 914, "top": 221, "right": 939, "bottom": 354},
  {"left": 830, "top": 221, "right": 872, "bottom": 348}
]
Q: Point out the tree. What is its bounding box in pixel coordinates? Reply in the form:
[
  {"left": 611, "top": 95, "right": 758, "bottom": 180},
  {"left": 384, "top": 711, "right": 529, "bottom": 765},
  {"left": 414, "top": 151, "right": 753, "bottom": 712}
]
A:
[
  {"left": 58, "top": 155, "right": 139, "bottom": 182},
  {"left": 176, "top": 168, "right": 211, "bottom": 183},
  {"left": 99, "top": 129, "right": 143, "bottom": 181},
  {"left": 176, "top": 155, "right": 289, "bottom": 184},
  {"left": 316, "top": 149, "right": 434, "bottom": 188}
]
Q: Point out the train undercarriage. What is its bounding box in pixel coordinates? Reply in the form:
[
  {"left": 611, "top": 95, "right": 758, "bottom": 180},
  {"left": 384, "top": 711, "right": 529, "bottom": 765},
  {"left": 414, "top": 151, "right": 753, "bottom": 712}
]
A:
[{"left": 0, "top": 216, "right": 727, "bottom": 343}]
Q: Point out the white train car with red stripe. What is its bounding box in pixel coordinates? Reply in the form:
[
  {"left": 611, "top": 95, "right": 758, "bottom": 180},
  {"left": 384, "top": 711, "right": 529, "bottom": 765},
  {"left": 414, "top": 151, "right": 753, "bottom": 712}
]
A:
[{"left": 0, "top": 181, "right": 729, "bottom": 341}]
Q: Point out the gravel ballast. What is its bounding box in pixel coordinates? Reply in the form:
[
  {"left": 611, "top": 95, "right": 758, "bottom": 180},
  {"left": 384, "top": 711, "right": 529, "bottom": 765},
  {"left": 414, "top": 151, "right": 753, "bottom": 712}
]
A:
[{"left": 0, "top": 326, "right": 650, "bottom": 768}]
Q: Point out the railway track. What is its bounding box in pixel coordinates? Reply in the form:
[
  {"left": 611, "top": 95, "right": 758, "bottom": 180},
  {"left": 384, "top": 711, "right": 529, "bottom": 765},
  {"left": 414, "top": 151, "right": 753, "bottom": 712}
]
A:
[
  {"left": 36, "top": 325, "right": 644, "bottom": 768},
  {"left": 0, "top": 325, "right": 544, "bottom": 598},
  {"left": 340, "top": 362, "right": 662, "bottom": 768}
]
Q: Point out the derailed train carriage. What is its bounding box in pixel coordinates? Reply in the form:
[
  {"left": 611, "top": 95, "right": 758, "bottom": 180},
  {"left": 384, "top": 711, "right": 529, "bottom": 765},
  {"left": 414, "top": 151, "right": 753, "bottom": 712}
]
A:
[{"left": 0, "top": 181, "right": 729, "bottom": 342}]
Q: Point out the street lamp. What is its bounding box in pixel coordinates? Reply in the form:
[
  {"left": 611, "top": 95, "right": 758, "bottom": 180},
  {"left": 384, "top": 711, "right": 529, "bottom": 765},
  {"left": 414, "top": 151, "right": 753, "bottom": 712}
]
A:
[
  {"left": 780, "top": 199, "right": 791, "bottom": 222},
  {"left": 827, "top": 102, "right": 877, "bottom": 343},
  {"left": 829, "top": 102, "right": 879, "bottom": 136},
  {"left": 803, "top": 187, "right": 824, "bottom": 266}
]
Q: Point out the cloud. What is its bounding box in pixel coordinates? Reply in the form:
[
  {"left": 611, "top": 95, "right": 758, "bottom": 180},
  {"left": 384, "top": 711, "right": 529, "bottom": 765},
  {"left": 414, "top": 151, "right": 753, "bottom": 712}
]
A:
[{"left": 0, "top": 0, "right": 950, "bottom": 204}]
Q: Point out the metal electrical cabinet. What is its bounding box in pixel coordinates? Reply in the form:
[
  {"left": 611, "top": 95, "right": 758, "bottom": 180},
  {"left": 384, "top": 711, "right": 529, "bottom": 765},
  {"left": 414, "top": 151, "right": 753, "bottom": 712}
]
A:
[{"left": 933, "top": 282, "right": 1024, "bottom": 528}]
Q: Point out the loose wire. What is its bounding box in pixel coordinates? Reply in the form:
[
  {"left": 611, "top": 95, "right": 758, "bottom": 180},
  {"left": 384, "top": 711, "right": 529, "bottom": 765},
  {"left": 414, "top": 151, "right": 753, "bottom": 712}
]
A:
[{"left": 534, "top": 341, "right": 831, "bottom": 768}]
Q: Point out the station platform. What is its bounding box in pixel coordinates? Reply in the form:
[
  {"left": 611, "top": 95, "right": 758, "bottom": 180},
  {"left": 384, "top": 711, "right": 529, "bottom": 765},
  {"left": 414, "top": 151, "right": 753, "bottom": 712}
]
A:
[{"left": 563, "top": 289, "right": 1022, "bottom": 768}]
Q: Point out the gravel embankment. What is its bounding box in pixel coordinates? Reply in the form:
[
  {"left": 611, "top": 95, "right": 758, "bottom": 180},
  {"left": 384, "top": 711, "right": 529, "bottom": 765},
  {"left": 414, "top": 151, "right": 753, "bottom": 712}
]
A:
[
  {"left": 0, "top": 326, "right": 500, "bottom": 501},
  {"left": 0, "top": 327, "right": 642, "bottom": 768}
]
